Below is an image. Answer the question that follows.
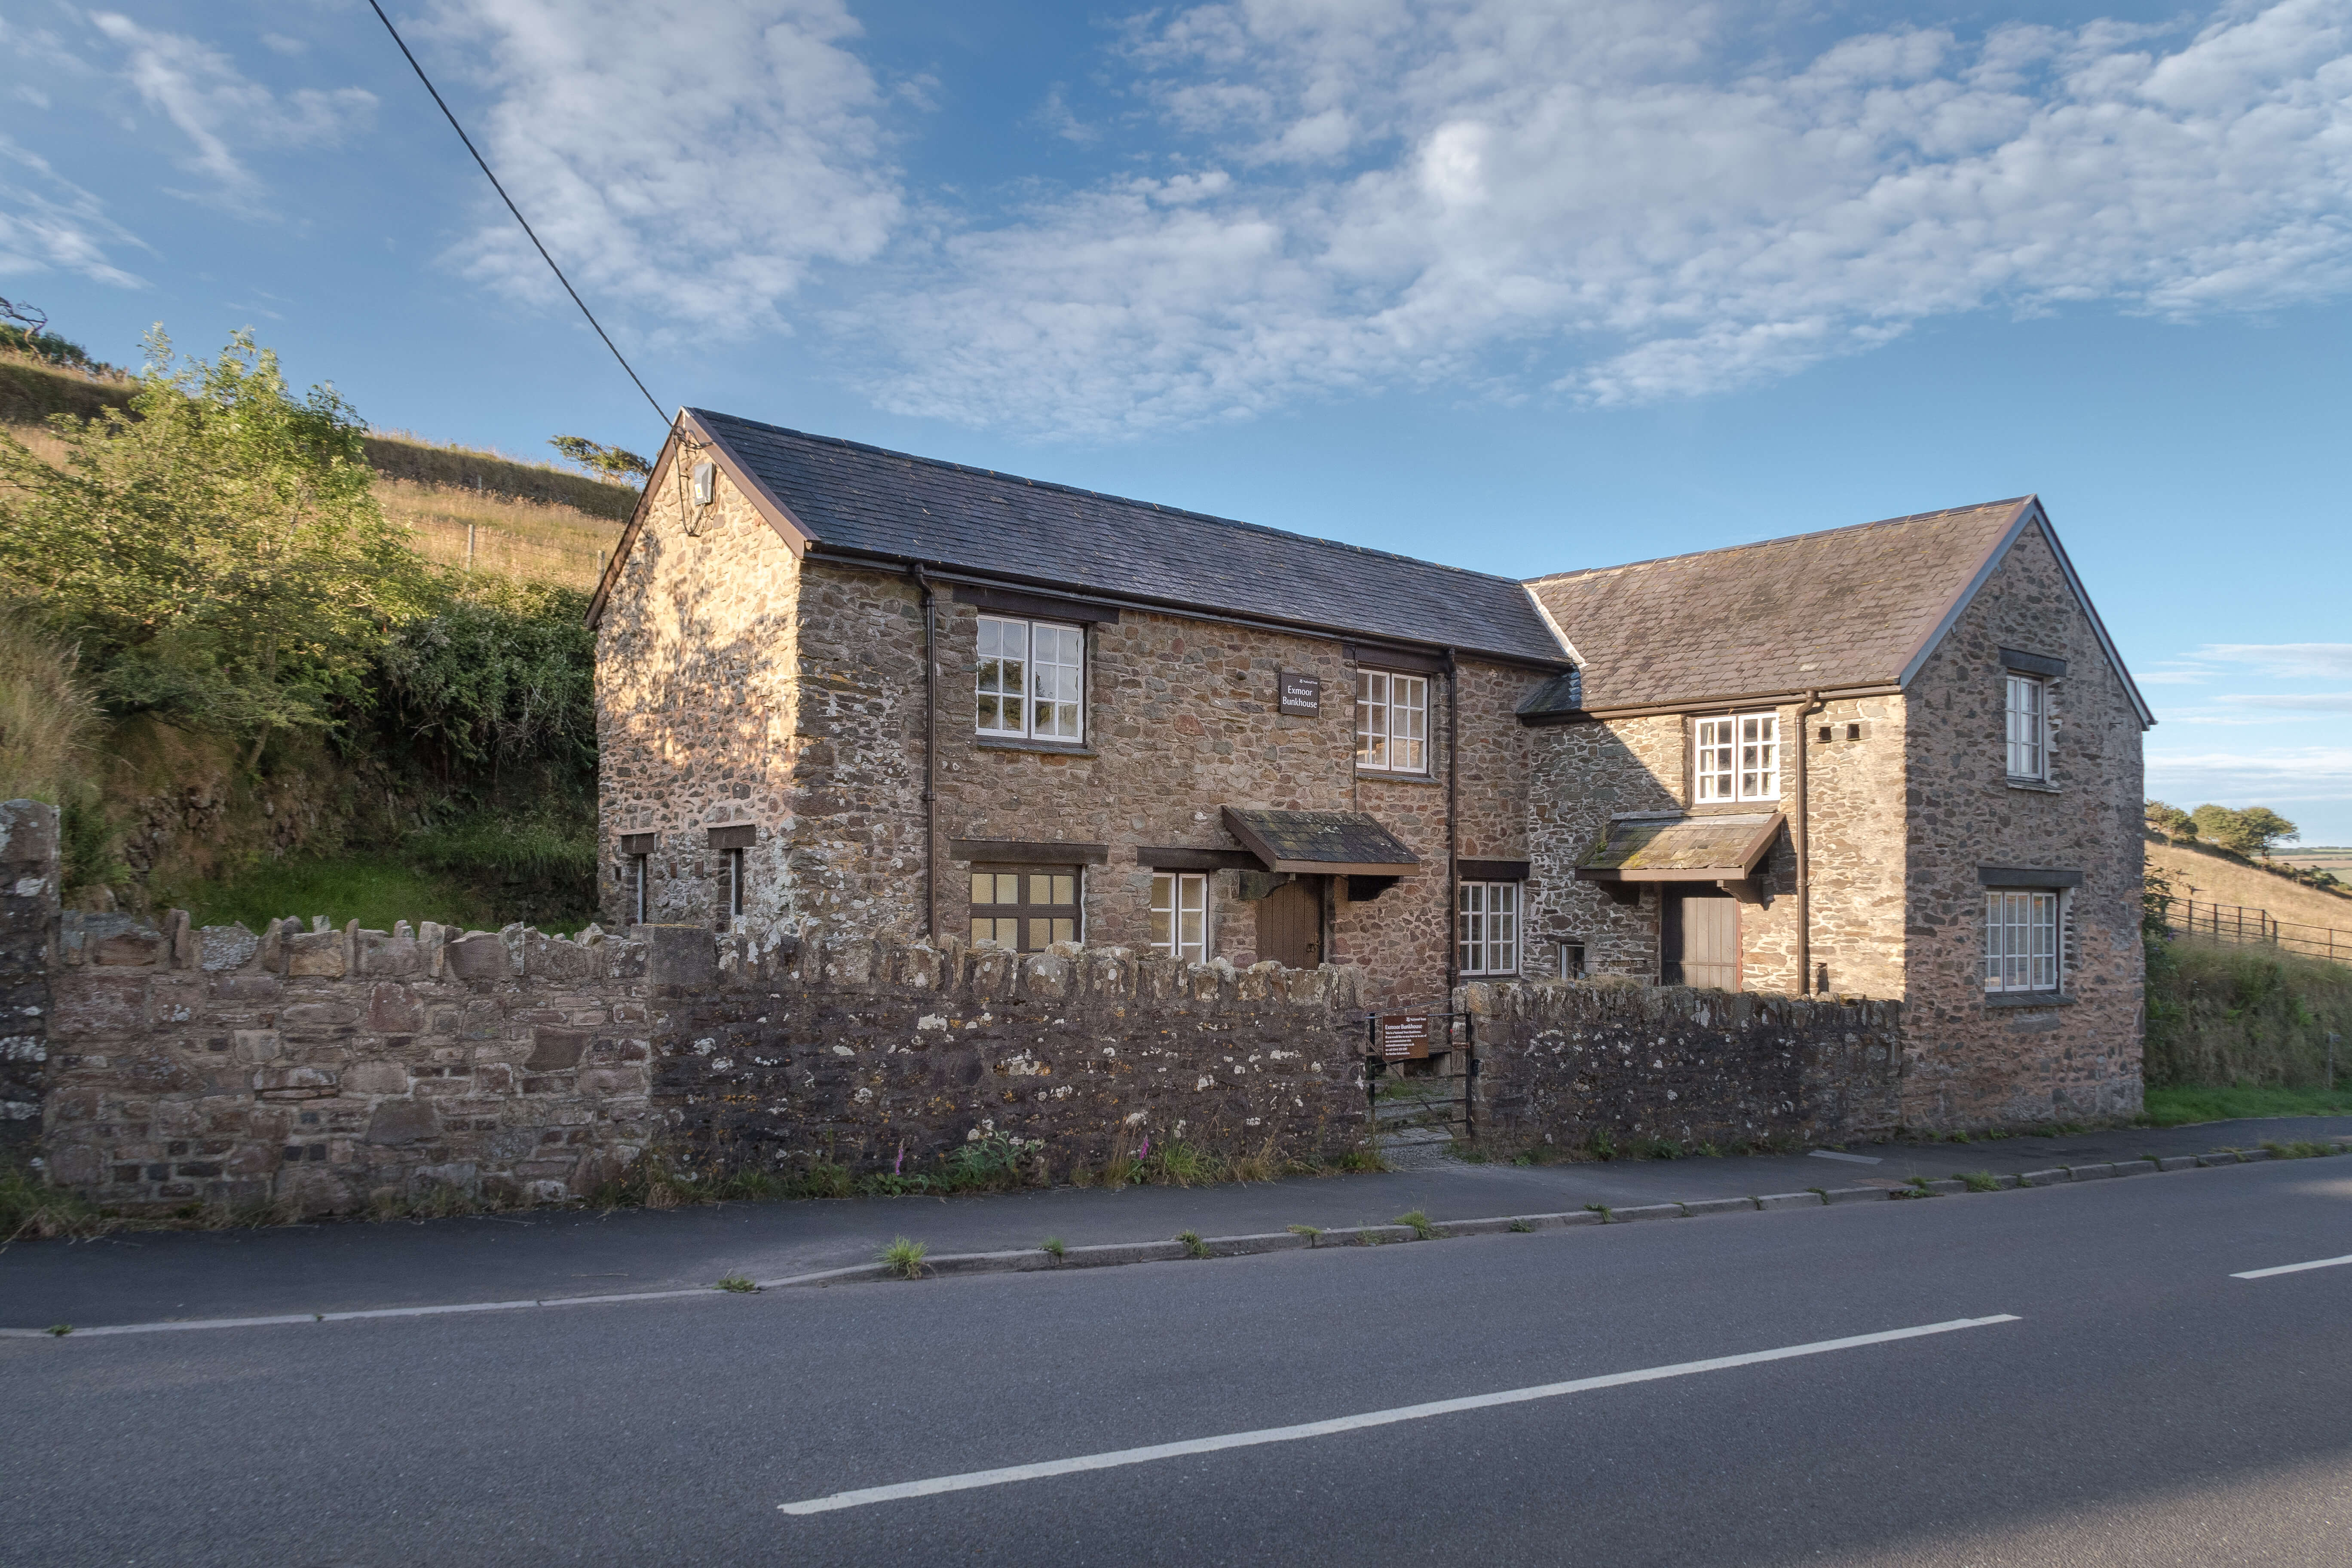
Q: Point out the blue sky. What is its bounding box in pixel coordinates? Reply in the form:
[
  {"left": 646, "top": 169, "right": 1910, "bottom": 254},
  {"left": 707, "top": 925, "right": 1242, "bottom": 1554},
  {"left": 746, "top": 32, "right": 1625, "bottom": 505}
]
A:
[{"left": 4, "top": 0, "right": 2349, "bottom": 839}]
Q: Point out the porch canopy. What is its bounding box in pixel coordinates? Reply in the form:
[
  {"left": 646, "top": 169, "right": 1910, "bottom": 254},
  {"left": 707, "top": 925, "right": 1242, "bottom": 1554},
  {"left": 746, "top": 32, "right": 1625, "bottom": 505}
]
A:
[
  {"left": 1220, "top": 807, "right": 1421, "bottom": 876},
  {"left": 1574, "top": 812, "right": 1783, "bottom": 883}
]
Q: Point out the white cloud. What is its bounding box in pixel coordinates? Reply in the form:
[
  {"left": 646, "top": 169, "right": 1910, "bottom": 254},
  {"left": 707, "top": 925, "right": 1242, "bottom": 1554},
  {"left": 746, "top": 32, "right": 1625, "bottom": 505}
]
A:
[
  {"left": 89, "top": 12, "right": 376, "bottom": 211},
  {"left": 2224, "top": 692, "right": 2352, "bottom": 712},
  {"left": 0, "top": 136, "right": 148, "bottom": 288},
  {"left": 2147, "top": 746, "right": 2352, "bottom": 803},
  {"left": 853, "top": 0, "right": 2352, "bottom": 436},
  {"left": 2197, "top": 643, "right": 2352, "bottom": 678},
  {"left": 422, "top": 0, "right": 901, "bottom": 336}
]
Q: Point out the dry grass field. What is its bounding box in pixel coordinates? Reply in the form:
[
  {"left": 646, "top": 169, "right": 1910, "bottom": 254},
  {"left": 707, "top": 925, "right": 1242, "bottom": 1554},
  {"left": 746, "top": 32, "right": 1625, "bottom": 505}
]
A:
[{"left": 2147, "top": 838, "right": 2352, "bottom": 936}]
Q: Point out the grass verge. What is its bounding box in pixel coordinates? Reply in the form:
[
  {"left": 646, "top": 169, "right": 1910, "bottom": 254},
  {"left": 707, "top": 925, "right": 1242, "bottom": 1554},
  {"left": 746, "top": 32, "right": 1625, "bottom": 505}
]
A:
[{"left": 2139, "top": 1084, "right": 2352, "bottom": 1127}]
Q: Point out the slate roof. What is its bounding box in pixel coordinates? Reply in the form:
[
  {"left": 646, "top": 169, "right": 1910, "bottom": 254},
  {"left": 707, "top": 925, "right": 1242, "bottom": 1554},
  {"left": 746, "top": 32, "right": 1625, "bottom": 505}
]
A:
[
  {"left": 1521, "top": 499, "right": 2035, "bottom": 714},
  {"left": 1220, "top": 808, "right": 1422, "bottom": 875},
  {"left": 689, "top": 410, "right": 1568, "bottom": 665},
  {"left": 1577, "top": 814, "right": 1784, "bottom": 879}
]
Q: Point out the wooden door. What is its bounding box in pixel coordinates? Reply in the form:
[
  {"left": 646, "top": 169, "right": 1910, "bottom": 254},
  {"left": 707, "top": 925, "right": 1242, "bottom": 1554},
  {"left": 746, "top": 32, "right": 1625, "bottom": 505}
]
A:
[
  {"left": 1663, "top": 890, "right": 1739, "bottom": 991},
  {"left": 1258, "top": 879, "right": 1323, "bottom": 970}
]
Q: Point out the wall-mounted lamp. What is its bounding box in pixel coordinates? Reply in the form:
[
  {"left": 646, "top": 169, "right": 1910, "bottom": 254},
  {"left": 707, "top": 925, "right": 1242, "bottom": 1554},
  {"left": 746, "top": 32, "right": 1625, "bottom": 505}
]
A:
[{"left": 691, "top": 461, "right": 717, "bottom": 506}]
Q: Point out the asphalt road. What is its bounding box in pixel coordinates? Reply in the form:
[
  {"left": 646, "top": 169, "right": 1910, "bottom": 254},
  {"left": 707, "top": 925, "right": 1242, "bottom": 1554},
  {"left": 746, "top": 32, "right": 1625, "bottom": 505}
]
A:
[
  {"left": 5, "top": 1158, "right": 2349, "bottom": 1565},
  {"left": 9, "top": 1113, "right": 2344, "bottom": 1329}
]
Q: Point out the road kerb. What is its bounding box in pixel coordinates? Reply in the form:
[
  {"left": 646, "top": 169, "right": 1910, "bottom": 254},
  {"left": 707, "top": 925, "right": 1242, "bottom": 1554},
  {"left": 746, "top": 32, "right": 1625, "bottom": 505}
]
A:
[{"left": 13, "top": 1142, "right": 2339, "bottom": 1337}]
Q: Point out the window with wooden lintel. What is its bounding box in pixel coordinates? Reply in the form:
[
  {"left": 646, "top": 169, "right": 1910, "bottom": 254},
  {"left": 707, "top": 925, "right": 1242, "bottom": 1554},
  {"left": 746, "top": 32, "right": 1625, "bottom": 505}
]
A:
[
  {"left": 1694, "top": 713, "right": 1779, "bottom": 802},
  {"left": 2005, "top": 673, "right": 2048, "bottom": 780},
  {"left": 1458, "top": 881, "right": 1520, "bottom": 976},
  {"left": 1355, "top": 670, "right": 1428, "bottom": 773},
  {"left": 971, "top": 866, "right": 1081, "bottom": 952},
  {"left": 1150, "top": 872, "right": 1209, "bottom": 963},
  {"left": 1984, "top": 889, "right": 2060, "bottom": 993},
  {"left": 977, "top": 614, "right": 1084, "bottom": 743}
]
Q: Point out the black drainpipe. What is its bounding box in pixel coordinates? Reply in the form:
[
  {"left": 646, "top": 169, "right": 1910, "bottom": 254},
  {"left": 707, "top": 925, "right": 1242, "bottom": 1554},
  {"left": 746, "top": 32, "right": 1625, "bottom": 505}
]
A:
[
  {"left": 1794, "top": 688, "right": 1823, "bottom": 993},
  {"left": 1445, "top": 649, "right": 1461, "bottom": 997},
  {"left": 912, "top": 564, "right": 940, "bottom": 941}
]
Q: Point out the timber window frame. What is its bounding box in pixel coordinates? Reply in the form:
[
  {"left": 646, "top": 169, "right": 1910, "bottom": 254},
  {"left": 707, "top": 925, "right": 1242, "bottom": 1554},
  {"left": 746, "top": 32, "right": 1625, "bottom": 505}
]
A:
[
  {"left": 629, "top": 855, "right": 648, "bottom": 925},
  {"left": 1354, "top": 669, "right": 1430, "bottom": 774},
  {"left": 2004, "top": 672, "right": 2049, "bottom": 781},
  {"left": 1457, "top": 880, "right": 1522, "bottom": 977},
  {"left": 1150, "top": 872, "right": 1210, "bottom": 964},
  {"left": 1983, "top": 888, "right": 2061, "bottom": 994},
  {"left": 1694, "top": 713, "right": 1780, "bottom": 802},
  {"left": 970, "top": 864, "right": 1083, "bottom": 953},
  {"left": 976, "top": 613, "right": 1085, "bottom": 744}
]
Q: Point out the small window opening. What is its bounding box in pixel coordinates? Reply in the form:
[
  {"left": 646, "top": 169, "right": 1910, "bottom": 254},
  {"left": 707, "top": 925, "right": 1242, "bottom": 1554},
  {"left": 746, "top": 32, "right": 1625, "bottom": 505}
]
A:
[
  {"left": 630, "top": 854, "right": 649, "bottom": 925},
  {"left": 720, "top": 848, "right": 745, "bottom": 930},
  {"left": 1846, "top": 722, "right": 1862, "bottom": 742}
]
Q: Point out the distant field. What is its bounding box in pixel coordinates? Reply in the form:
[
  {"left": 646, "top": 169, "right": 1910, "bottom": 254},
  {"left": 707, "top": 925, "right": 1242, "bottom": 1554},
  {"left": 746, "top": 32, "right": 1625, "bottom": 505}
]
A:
[
  {"left": 2147, "top": 839, "right": 2352, "bottom": 940},
  {"left": 2272, "top": 847, "right": 2352, "bottom": 877}
]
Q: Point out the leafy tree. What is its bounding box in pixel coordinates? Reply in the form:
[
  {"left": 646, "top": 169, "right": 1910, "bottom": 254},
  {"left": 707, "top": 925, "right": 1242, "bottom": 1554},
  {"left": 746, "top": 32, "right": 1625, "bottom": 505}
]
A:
[
  {"left": 548, "top": 435, "right": 651, "bottom": 483},
  {"left": 2145, "top": 801, "right": 2196, "bottom": 843},
  {"left": 0, "top": 330, "right": 429, "bottom": 760},
  {"left": 2235, "top": 807, "right": 2300, "bottom": 858},
  {"left": 2190, "top": 803, "right": 2301, "bottom": 859},
  {"left": 2191, "top": 805, "right": 2254, "bottom": 855}
]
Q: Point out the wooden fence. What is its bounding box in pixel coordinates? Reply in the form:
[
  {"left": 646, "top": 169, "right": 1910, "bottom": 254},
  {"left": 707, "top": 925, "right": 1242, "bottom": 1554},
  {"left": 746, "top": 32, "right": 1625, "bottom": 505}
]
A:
[{"left": 2159, "top": 896, "right": 2352, "bottom": 967}]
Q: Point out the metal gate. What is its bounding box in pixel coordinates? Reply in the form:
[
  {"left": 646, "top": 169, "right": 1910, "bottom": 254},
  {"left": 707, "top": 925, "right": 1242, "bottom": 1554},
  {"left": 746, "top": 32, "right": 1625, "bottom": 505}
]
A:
[{"left": 1364, "top": 1007, "right": 1475, "bottom": 1157}]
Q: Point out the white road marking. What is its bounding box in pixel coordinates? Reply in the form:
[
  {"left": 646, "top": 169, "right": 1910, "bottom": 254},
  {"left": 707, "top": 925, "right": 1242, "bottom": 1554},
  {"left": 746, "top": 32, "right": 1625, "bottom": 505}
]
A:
[
  {"left": 2232, "top": 1254, "right": 2352, "bottom": 1280},
  {"left": 1809, "top": 1149, "right": 1883, "bottom": 1165},
  {"left": 776, "top": 1314, "right": 2023, "bottom": 1516}
]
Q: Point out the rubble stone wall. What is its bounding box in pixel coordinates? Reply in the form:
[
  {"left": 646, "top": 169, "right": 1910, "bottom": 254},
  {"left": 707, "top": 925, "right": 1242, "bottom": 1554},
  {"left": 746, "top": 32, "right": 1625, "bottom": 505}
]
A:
[
  {"left": 1, "top": 800, "right": 56, "bottom": 1152},
  {"left": 1466, "top": 978, "right": 1904, "bottom": 1151},
  {"left": 34, "top": 888, "right": 1370, "bottom": 1213}
]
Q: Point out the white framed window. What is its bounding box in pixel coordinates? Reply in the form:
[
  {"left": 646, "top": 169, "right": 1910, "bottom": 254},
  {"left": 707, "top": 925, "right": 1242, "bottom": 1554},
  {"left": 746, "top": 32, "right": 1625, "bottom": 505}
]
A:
[
  {"left": 2005, "top": 673, "right": 2047, "bottom": 779},
  {"left": 976, "top": 614, "right": 1084, "bottom": 743},
  {"left": 1458, "top": 881, "right": 1521, "bottom": 976},
  {"left": 629, "top": 855, "right": 648, "bottom": 925},
  {"left": 1354, "top": 670, "right": 1428, "bottom": 773},
  {"left": 1984, "top": 890, "right": 2060, "bottom": 993},
  {"left": 1150, "top": 872, "right": 1210, "bottom": 964},
  {"left": 1695, "top": 713, "right": 1779, "bottom": 802}
]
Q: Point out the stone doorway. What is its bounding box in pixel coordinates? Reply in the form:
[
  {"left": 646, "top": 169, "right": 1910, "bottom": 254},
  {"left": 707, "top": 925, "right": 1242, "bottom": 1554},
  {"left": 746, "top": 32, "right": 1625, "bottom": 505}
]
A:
[
  {"left": 1258, "top": 878, "right": 1324, "bottom": 970},
  {"left": 1663, "top": 889, "right": 1739, "bottom": 989}
]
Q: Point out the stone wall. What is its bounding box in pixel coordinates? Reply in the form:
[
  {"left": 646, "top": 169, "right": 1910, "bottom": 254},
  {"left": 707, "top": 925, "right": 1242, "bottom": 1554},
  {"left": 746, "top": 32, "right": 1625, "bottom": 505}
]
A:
[
  {"left": 1898, "top": 521, "right": 2146, "bottom": 1127},
  {"left": 1, "top": 800, "right": 56, "bottom": 1151},
  {"left": 1465, "top": 978, "right": 1904, "bottom": 1152},
  {"left": 33, "top": 879, "right": 1370, "bottom": 1212},
  {"left": 653, "top": 929, "right": 1370, "bottom": 1176}
]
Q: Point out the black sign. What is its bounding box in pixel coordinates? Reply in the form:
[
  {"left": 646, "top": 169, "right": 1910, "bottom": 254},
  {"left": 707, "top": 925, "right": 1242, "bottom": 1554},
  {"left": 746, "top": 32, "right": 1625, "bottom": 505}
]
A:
[{"left": 1278, "top": 671, "right": 1321, "bottom": 717}]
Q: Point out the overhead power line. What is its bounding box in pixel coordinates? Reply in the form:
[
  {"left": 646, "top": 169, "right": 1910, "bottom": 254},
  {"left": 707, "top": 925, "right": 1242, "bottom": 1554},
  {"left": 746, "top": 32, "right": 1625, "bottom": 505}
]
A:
[{"left": 364, "top": 0, "right": 668, "bottom": 428}]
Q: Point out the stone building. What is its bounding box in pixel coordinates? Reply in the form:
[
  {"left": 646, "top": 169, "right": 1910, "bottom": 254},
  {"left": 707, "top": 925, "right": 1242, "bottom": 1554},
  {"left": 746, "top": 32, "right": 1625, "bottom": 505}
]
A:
[{"left": 591, "top": 414, "right": 2152, "bottom": 1127}]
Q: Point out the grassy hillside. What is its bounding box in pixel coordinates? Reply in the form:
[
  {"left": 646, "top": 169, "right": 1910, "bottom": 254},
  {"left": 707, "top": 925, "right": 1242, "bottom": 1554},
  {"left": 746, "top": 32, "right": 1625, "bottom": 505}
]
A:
[
  {"left": 0, "top": 338, "right": 604, "bottom": 926},
  {"left": 2, "top": 352, "right": 632, "bottom": 593},
  {"left": 2146, "top": 838, "right": 2352, "bottom": 936}
]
